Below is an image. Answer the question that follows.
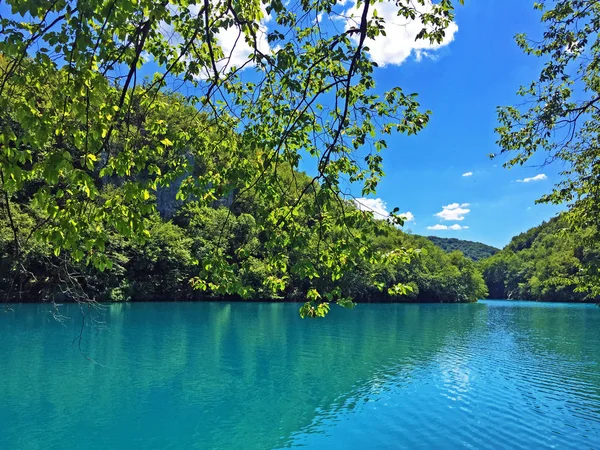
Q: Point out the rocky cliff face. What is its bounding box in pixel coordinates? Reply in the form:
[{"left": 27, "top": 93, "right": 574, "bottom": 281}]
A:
[
  {"left": 156, "top": 172, "right": 187, "bottom": 218},
  {"left": 100, "top": 152, "right": 233, "bottom": 218},
  {"left": 156, "top": 173, "right": 235, "bottom": 218}
]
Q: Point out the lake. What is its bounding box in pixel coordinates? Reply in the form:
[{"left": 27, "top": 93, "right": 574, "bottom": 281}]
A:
[{"left": 1, "top": 300, "right": 599, "bottom": 449}]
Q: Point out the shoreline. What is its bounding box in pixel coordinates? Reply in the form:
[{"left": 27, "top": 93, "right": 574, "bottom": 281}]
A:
[{"left": 4, "top": 298, "right": 597, "bottom": 305}]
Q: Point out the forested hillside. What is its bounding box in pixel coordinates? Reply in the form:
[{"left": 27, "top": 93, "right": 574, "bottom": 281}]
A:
[
  {"left": 0, "top": 82, "right": 488, "bottom": 306},
  {"left": 426, "top": 237, "right": 499, "bottom": 261},
  {"left": 0, "top": 185, "right": 489, "bottom": 305},
  {"left": 479, "top": 216, "right": 600, "bottom": 302}
]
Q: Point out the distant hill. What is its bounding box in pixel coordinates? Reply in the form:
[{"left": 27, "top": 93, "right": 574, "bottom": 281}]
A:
[{"left": 425, "top": 236, "right": 499, "bottom": 261}]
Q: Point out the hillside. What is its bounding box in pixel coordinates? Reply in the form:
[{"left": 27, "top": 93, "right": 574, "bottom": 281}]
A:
[
  {"left": 479, "top": 216, "right": 599, "bottom": 302},
  {"left": 0, "top": 85, "right": 488, "bottom": 306},
  {"left": 426, "top": 236, "right": 499, "bottom": 261}
]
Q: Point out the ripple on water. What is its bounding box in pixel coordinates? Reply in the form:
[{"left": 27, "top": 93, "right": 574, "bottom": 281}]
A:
[{"left": 0, "top": 301, "right": 599, "bottom": 450}]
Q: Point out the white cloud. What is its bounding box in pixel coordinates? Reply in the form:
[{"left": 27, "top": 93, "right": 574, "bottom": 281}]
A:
[
  {"left": 161, "top": 4, "right": 271, "bottom": 78},
  {"left": 342, "top": 0, "right": 458, "bottom": 67},
  {"left": 427, "top": 224, "right": 469, "bottom": 230},
  {"left": 399, "top": 211, "right": 415, "bottom": 222},
  {"left": 415, "top": 50, "right": 438, "bottom": 62},
  {"left": 427, "top": 224, "right": 447, "bottom": 230},
  {"left": 215, "top": 25, "right": 270, "bottom": 72},
  {"left": 354, "top": 197, "right": 389, "bottom": 219},
  {"left": 462, "top": 171, "right": 473, "bottom": 177},
  {"left": 194, "top": 4, "right": 270, "bottom": 74},
  {"left": 435, "top": 202, "right": 471, "bottom": 221},
  {"left": 516, "top": 174, "right": 547, "bottom": 183},
  {"left": 353, "top": 198, "right": 414, "bottom": 222},
  {"left": 564, "top": 40, "right": 581, "bottom": 55}
]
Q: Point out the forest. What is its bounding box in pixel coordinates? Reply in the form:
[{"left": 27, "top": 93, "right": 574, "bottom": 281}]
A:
[
  {"left": 4, "top": 153, "right": 599, "bottom": 304},
  {"left": 0, "top": 0, "right": 599, "bottom": 313},
  {"left": 426, "top": 237, "right": 499, "bottom": 261},
  {"left": 479, "top": 217, "right": 600, "bottom": 302},
  {"left": 0, "top": 65, "right": 597, "bottom": 305},
  {"left": 0, "top": 124, "right": 489, "bottom": 305},
  {"left": 0, "top": 67, "right": 596, "bottom": 304}
]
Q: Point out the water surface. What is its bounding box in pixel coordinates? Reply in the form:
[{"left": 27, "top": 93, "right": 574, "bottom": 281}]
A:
[{"left": 1, "top": 300, "right": 599, "bottom": 449}]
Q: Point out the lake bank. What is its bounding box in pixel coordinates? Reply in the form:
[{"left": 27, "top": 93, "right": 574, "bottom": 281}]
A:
[{"left": 5, "top": 296, "right": 598, "bottom": 305}]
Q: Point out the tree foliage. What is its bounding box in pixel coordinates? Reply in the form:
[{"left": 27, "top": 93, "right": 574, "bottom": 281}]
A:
[
  {"left": 479, "top": 215, "right": 600, "bottom": 302},
  {"left": 0, "top": 0, "right": 463, "bottom": 315},
  {"left": 425, "top": 236, "right": 499, "bottom": 261},
  {"left": 495, "top": 0, "right": 600, "bottom": 296},
  {"left": 0, "top": 173, "right": 487, "bottom": 305}
]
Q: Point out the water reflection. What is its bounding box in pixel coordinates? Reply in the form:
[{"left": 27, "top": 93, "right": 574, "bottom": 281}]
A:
[{"left": 0, "top": 301, "right": 598, "bottom": 449}]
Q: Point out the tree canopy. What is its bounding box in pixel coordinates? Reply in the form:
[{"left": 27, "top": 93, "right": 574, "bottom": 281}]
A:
[
  {"left": 0, "top": 0, "right": 462, "bottom": 315},
  {"left": 495, "top": 0, "right": 600, "bottom": 296},
  {"left": 425, "top": 236, "right": 499, "bottom": 261},
  {"left": 479, "top": 215, "right": 599, "bottom": 302},
  {"left": 0, "top": 148, "right": 488, "bottom": 305}
]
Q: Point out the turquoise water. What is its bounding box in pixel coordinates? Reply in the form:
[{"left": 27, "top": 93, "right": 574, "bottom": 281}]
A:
[{"left": 1, "top": 300, "right": 599, "bottom": 449}]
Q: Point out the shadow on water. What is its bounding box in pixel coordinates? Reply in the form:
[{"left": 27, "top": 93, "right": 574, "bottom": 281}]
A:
[{"left": 0, "top": 301, "right": 598, "bottom": 449}]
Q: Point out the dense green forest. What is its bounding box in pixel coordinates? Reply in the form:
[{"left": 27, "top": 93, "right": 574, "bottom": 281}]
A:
[
  {"left": 0, "top": 164, "right": 489, "bottom": 304},
  {"left": 426, "top": 237, "right": 499, "bottom": 261},
  {"left": 479, "top": 216, "right": 600, "bottom": 302},
  {"left": 0, "top": 53, "right": 488, "bottom": 307}
]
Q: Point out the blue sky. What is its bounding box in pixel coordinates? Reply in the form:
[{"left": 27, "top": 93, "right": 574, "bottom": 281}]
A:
[{"left": 340, "top": 0, "right": 564, "bottom": 248}]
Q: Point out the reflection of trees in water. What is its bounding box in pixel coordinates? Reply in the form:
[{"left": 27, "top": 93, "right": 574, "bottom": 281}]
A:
[
  {"left": 7, "top": 303, "right": 598, "bottom": 448},
  {"left": 1, "top": 302, "right": 489, "bottom": 448}
]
